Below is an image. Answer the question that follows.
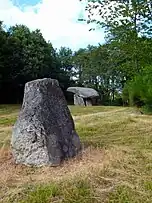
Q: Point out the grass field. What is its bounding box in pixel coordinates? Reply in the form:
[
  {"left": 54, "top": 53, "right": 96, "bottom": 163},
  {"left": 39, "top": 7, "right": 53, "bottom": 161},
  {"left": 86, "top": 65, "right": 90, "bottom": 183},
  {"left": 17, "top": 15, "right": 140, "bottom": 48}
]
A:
[{"left": 0, "top": 105, "right": 152, "bottom": 203}]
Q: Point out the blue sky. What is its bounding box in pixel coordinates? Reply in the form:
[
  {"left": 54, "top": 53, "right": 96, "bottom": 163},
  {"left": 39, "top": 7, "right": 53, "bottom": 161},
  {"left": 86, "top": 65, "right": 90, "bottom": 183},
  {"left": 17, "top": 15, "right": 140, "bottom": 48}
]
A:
[
  {"left": 0, "top": 0, "right": 105, "bottom": 50},
  {"left": 13, "top": 0, "right": 40, "bottom": 6}
]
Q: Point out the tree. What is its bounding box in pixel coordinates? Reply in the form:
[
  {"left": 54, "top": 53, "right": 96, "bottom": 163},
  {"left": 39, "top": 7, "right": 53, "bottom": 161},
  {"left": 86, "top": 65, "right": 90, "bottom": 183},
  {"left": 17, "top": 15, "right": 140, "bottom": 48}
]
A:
[
  {"left": 81, "top": 0, "right": 152, "bottom": 77},
  {"left": 82, "top": 0, "right": 152, "bottom": 36},
  {"left": 72, "top": 44, "right": 124, "bottom": 104},
  {"left": 57, "top": 47, "right": 74, "bottom": 79},
  {"left": 8, "top": 25, "right": 58, "bottom": 80},
  {"left": 73, "top": 48, "right": 88, "bottom": 86},
  {"left": 123, "top": 65, "right": 152, "bottom": 112},
  {"left": 0, "top": 22, "right": 74, "bottom": 103}
]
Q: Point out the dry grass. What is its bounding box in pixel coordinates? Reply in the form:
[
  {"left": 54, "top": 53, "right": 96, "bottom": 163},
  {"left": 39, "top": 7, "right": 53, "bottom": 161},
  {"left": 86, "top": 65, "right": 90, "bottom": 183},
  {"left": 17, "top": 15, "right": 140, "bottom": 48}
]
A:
[{"left": 0, "top": 105, "right": 152, "bottom": 202}]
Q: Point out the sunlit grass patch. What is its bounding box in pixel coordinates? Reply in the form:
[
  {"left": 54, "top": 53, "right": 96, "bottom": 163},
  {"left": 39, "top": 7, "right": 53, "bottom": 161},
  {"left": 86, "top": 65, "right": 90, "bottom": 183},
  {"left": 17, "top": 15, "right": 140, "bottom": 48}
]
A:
[
  {"left": 0, "top": 105, "right": 152, "bottom": 203},
  {"left": 107, "top": 185, "right": 149, "bottom": 203},
  {"left": 0, "top": 127, "right": 12, "bottom": 148},
  {"left": 0, "top": 104, "right": 20, "bottom": 116},
  {"left": 8, "top": 179, "right": 95, "bottom": 203},
  {"left": 69, "top": 105, "right": 121, "bottom": 116},
  {"left": 0, "top": 117, "right": 17, "bottom": 127}
]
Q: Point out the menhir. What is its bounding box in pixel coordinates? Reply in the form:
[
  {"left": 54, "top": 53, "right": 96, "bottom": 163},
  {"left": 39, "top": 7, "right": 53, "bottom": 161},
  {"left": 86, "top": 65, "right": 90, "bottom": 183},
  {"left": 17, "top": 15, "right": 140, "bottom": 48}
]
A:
[{"left": 11, "top": 78, "right": 81, "bottom": 166}]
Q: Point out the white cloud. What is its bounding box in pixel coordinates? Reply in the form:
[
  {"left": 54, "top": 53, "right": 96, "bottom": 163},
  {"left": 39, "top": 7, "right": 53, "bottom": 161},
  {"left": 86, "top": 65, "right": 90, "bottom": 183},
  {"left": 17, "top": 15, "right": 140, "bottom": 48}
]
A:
[{"left": 0, "top": 0, "right": 105, "bottom": 50}]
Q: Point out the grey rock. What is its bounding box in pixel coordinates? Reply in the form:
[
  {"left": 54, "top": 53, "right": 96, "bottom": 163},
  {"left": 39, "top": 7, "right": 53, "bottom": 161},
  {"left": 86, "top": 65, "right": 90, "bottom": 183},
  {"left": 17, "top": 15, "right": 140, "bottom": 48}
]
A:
[
  {"left": 11, "top": 78, "right": 81, "bottom": 166},
  {"left": 67, "top": 87, "right": 99, "bottom": 98},
  {"left": 67, "top": 87, "right": 99, "bottom": 106},
  {"left": 74, "top": 94, "right": 85, "bottom": 106},
  {"left": 86, "top": 99, "right": 92, "bottom": 106}
]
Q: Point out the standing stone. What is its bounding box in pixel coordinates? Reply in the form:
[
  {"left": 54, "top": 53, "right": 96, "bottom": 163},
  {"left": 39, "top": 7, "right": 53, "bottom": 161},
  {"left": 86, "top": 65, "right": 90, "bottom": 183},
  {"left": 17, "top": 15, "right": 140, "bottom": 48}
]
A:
[
  {"left": 74, "top": 94, "right": 85, "bottom": 106},
  {"left": 11, "top": 78, "right": 81, "bottom": 166},
  {"left": 86, "top": 99, "right": 92, "bottom": 106}
]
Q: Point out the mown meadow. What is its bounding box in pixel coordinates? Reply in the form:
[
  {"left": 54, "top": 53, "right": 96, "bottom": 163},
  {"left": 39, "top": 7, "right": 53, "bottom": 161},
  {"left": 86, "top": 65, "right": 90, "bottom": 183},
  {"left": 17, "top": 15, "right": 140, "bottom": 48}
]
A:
[{"left": 0, "top": 105, "right": 152, "bottom": 203}]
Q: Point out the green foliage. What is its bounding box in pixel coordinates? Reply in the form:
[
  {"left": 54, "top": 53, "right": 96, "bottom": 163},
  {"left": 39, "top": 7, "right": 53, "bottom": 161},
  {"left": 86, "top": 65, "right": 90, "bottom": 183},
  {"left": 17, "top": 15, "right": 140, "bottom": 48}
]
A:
[
  {"left": 1, "top": 1, "right": 152, "bottom": 106},
  {"left": 83, "top": 0, "right": 152, "bottom": 38},
  {"left": 0, "top": 23, "right": 73, "bottom": 103},
  {"left": 78, "top": 0, "right": 152, "bottom": 105},
  {"left": 73, "top": 44, "right": 124, "bottom": 103},
  {"left": 56, "top": 46, "right": 76, "bottom": 90},
  {"left": 83, "top": 0, "right": 152, "bottom": 78},
  {"left": 57, "top": 47, "right": 73, "bottom": 73},
  {"left": 123, "top": 66, "right": 152, "bottom": 112}
]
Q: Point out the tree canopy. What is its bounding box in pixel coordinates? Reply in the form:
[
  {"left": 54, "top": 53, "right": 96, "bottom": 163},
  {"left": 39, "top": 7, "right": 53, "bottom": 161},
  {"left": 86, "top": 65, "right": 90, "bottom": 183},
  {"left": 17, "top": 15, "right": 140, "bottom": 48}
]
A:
[{"left": 0, "top": 22, "right": 74, "bottom": 103}]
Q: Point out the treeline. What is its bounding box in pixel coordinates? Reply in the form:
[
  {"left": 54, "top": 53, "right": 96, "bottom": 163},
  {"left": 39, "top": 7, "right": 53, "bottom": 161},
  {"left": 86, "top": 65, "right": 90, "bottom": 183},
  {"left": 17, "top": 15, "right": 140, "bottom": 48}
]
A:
[
  {"left": 0, "top": 22, "right": 75, "bottom": 103},
  {"left": 79, "top": 0, "right": 152, "bottom": 109},
  {"left": 0, "top": 0, "right": 152, "bottom": 110}
]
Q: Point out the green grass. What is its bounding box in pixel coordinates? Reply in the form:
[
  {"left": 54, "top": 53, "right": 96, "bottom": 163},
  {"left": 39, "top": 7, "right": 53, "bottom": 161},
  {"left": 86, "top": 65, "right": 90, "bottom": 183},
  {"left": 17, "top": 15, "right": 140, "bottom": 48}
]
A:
[
  {"left": 77, "top": 114, "right": 152, "bottom": 149},
  {"left": 68, "top": 105, "right": 120, "bottom": 116},
  {"left": 0, "top": 128, "right": 11, "bottom": 147},
  {"left": 107, "top": 185, "right": 151, "bottom": 203},
  {"left": 15, "top": 180, "right": 94, "bottom": 203},
  {"left": 0, "top": 117, "right": 17, "bottom": 127},
  {"left": 0, "top": 105, "right": 152, "bottom": 203},
  {"left": 0, "top": 104, "right": 21, "bottom": 116}
]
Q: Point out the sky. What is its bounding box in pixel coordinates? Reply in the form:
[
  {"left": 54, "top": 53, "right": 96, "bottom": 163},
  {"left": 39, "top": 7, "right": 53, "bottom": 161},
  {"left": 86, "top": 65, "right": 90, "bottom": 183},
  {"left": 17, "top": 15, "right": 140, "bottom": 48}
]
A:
[{"left": 0, "top": 0, "right": 105, "bottom": 50}]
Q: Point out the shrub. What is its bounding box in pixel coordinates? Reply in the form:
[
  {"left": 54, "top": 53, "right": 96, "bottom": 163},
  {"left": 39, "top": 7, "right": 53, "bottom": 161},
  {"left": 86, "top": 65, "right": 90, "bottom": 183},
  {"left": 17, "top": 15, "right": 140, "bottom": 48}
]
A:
[{"left": 122, "top": 66, "right": 152, "bottom": 113}]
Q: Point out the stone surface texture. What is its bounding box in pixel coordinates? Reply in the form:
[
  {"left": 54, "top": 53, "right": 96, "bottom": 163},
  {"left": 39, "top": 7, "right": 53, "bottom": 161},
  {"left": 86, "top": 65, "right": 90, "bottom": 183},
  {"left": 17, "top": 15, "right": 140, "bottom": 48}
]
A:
[
  {"left": 67, "top": 87, "right": 99, "bottom": 106},
  {"left": 74, "top": 94, "right": 85, "bottom": 106},
  {"left": 11, "top": 78, "right": 81, "bottom": 166},
  {"left": 67, "top": 87, "right": 99, "bottom": 98},
  {"left": 86, "top": 99, "right": 92, "bottom": 106}
]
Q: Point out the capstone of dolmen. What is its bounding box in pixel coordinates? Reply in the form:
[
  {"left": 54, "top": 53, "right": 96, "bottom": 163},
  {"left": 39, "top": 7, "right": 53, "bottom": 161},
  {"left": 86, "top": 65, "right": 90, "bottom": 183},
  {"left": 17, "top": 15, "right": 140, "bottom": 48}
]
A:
[{"left": 11, "top": 78, "right": 81, "bottom": 166}]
